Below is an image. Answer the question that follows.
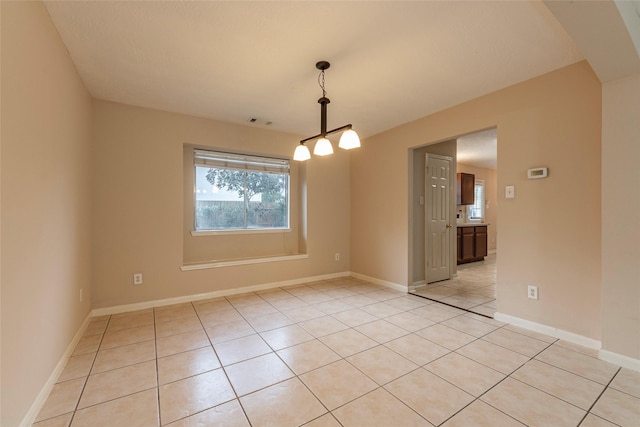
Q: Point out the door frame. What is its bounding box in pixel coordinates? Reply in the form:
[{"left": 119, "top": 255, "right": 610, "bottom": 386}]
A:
[{"left": 425, "top": 153, "right": 455, "bottom": 284}]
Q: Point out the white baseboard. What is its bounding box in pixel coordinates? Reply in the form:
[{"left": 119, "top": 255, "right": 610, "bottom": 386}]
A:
[
  {"left": 92, "top": 271, "right": 351, "bottom": 317},
  {"left": 21, "top": 313, "right": 92, "bottom": 427},
  {"left": 488, "top": 249, "right": 497, "bottom": 255},
  {"left": 494, "top": 312, "right": 601, "bottom": 350},
  {"left": 349, "top": 271, "right": 408, "bottom": 293},
  {"left": 599, "top": 349, "right": 640, "bottom": 372}
]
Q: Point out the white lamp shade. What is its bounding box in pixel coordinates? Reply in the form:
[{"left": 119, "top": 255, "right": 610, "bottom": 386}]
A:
[
  {"left": 338, "top": 129, "right": 361, "bottom": 150},
  {"left": 313, "top": 138, "right": 334, "bottom": 156},
  {"left": 293, "top": 144, "right": 311, "bottom": 161}
]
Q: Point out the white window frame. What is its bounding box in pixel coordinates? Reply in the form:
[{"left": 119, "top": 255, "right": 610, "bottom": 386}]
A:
[
  {"left": 467, "top": 179, "right": 485, "bottom": 221},
  {"left": 193, "top": 149, "right": 290, "bottom": 233}
]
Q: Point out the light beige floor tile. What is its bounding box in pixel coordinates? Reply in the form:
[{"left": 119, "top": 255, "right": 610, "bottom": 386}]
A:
[
  {"left": 78, "top": 360, "right": 156, "bottom": 409},
  {"left": 441, "top": 400, "right": 525, "bottom": 427},
  {"left": 503, "top": 324, "right": 556, "bottom": 344},
  {"left": 385, "top": 311, "right": 435, "bottom": 332},
  {"left": 442, "top": 315, "right": 500, "bottom": 337},
  {"left": 155, "top": 316, "right": 203, "bottom": 338},
  {"left": 240, "top": 378, "right": 327, "bottom": 427},
  {"left": 483, "top": 328, "right": 551, "bottom": 357},
  {"left": 439, "top": 295, "right": 482, "bottom": 309},
  {"left": 340, "top": 294, "right": 379, "bottom": 308},
  {"left": 269, "top": 296, "right": 308, "bottom": 311},
  {"left": 579, "top": 414, "right": 619, "bottom": 427},
  {"left": 409, "top": 304, "right": 460, "bottom": 322},
  {"left": 385, "top": 334, "right": 450, "bottom": 366},
  {"left": 192, "top": 297, "right": 233, "bottom": 314},
  {"left": 198, "top": 308, "right": 243, "bottom": 328},
  {"left": 159, "top": 369, "right": 236, "bottom": 425},
  {"left": 360, "top": 302, "right": 404, "bottom": 318},
  {"left": 154, "top": 303, "right": 197, "bottom": 323},
  {"left": 609, "top": 367, "right": 640, "bottom": 398},
  {"left": 72, "top": 334, "right": 102, "bottom": 356},
  {"left": 277, "top": 339, "right": 341, "bottom": 375},
  {"left": 299, "top": 360, "right": 377, "bottom": 410},
  {"left": 535, "top": 345, "right": 619, "bottom": 384},
  {"left": 299, "top": 316, "right": 349, "bottom": 337},
  {"left": 165, "top": 399, "right": 249, "bottom": 427},
  {"left": 554, "top": 340, "right": 600, "bottom": 357},
  {"left": 259, "top": 324, "right": 314, "bottom": 351},
  {"left": 235, "top": 302, "right": 278, "bottom": 318},
  {"left": 385, "top": 296, "right": 429, "bottom": 311},
  {"left": 468, "top": 304, "right": 496, "bottom": 317},
  {"left": 106, "top": 311, "right": 154, "bottom": 332},
  {"left": 35, "top": 378, "right": 85, "bottom": 422},
  {"left": 591, "top": 387, "right": 640, "bottom": 426},
  {"left": 462, "top": 312, "right": 504, "bottom": 327},
  {"left": 32, "top": 412, "right": 73, "bottom": 427},
  {"left": 320, "top": 328, "right": 378, "bottom": 358},
  {"left": 214, "top": 334, "right": 272, "bottom": 366},
  {"left": 157, "top": 329, "right": 210, "bottom": 358},
  {"left": 347, "top": 345, "right": 418, "bottom": 385},
  {"left": 298, "top": 292, "right": 334, "bottom": 304},
  {"left": 284, "top": 305, "right": 326, "bottom": 322},
  {"left": 71, "top": 389, "right": 158, "bottom": 427},
  {"left": 226, "top": 292, "right": 266, "bottom": 308},
  {"left": 99, "top": 324, "right": 155, "bottom": 350},
  {"left": 481, "top": 377, "right": 586, "bottom": 426},
  {"left": 512, "top": 359, "right": 605, "bottom": 410},
  {"left": 285, "top": 285, "right": 317, "bottom": 297},
  {"left": 91, "top": 340, "right": 156, "bottom": 374},
  {"left": 157, "top": 346, "right": 221, "bottom": 385},
  {"left": 83, "top": 320, "right": 108, "bottom": 337},
  {"left": 323, "top": 288, "right": 357, "bottom": 299},
  {"left": 205, "top": 319, "right": 255, "bottom": 344},
  {"left": 314, "top": 299, "right": 353, "bottom": 315},
  {"left": 304, "top": 413, "right": 342, "bottom": 427},
  {"left": 58, "top": 353, "right": 95, "bottom": 382},
  {"left": 366, "top": 290, "right": 403, "bottom": 302},
  {"left": 385, "top": 368, "right": 474, "bottom": 425},
  {"left": 416, "top": 324, "right": 476, "bottom": 350},
  {"left": 246, "top": 311, "right": 294, "bottom": 333},
  {"left": 224, "top": 353, "right": 294, "bottom": 396},
  {"left": 331, "top": 308, "right": 378, "bottom": 327},
  {"left": 256, "top": 288, "right": 294, "bottom": 302},
  {"left": 333, "top": 388, "right": 432, "bottom": 427},
  {"left": 457, "top": 339, "right": 529, "bottom": 374},
  {"left": 110, "top": 309, "right": 152, "bottom": 320},
  {"left": 425, "top": 352, "right": 505, "bottom": 397},
  {"left": 355, "top": 319, "right": 409, "bottom": 343}
]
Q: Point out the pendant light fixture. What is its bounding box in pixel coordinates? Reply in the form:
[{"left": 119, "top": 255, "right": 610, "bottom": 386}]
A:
[{"left": 293, "top": 61, "right": 360, "bottom": 161}]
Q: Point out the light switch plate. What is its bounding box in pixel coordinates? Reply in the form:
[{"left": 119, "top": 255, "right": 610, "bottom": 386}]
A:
[{"left": 505, "top": 185, "right": 515, "bottom": 199}]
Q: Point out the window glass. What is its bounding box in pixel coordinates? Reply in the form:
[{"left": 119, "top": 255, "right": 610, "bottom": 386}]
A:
[{"left": 467, "top": 179, "right": 485, "bottom": 220}]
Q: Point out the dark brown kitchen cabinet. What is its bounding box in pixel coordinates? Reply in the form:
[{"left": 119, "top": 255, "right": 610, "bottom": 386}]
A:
[
  {"left": 457, "top": 225, "right": 487, "bottom": 264},
  {"left": 457, "top": 173, "right": 475, "bottom": 205}
]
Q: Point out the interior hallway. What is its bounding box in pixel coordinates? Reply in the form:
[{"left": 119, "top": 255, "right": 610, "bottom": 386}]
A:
[
  {"left": 412, "top": 255, "right": 497, "bottom": 318},
  {"left": 33, "top": 275, "right": 639, "bottom": 426}
]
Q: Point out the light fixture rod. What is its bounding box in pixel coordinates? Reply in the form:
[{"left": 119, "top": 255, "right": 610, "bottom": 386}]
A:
[{"left": 299, "top": 123, "right": 353, "bottom": 144}]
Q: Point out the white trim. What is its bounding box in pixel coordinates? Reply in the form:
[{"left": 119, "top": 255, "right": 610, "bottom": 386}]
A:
[
  {"left": 191, "top": 228, "right": 291, "bottom": 237},
  {"left": 410, "top": 280, "right": 427, "bottom": 292},
  {"left": 349, "top": 271, "right": 408, "bottom": 293},
  {"left": 20, "top": 313, "right": 92, "bottom": 427},
  {"left": 92, "top": 271, "right": 349, "bottom": 317},
  {"left": 488, "top": 249, "right": 497, "bottom": 255},
  {"left": 599, "top": 349, "right": 640, "bottom": 372},
  {"left": 181, "top": 253, "right": 308, "bottom": 271},
  {"left": 494, "top": 312, "right": 601, "bottom": 349}
]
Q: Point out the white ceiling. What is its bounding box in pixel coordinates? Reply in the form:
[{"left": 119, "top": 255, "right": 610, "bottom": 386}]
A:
[
  {"left": 44, "top": 0, "right": 584, "bottom": 143},
  {"left": 457, "top": 128, "right": 497, "bottom": 170}
]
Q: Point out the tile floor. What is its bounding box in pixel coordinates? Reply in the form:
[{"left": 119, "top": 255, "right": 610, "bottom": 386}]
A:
[
  {"left": 412, "top": 254, "right": 497, "bottom": 317},
  {"left": 34, "top": 276, "right": 640, "bottom": 426}
]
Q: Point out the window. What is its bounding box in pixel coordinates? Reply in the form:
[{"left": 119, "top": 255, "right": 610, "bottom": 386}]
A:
[
  {"left": 194, "top": 149, "right": 290, "bottom": 231},
  {"left": 467, "top": 179, "right": 485, "bottom": 220}
]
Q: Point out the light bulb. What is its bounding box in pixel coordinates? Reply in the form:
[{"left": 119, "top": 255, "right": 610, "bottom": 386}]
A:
[
  {"left": 293, "top": 144, "right": 311, "bottom": 161},
  {"left": 313, "top": 138, "right": 333, "bottom": 156},
  {"left": 339, "top": 129, "right": 361, "bottom": 150}
]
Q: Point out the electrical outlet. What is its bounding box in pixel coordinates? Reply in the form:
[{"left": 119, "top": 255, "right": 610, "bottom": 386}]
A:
[
  {"left": 80, "top": 288, "right": 83, "bottom": 302},
  {"left": 528, "top": 285, "right": 538, "bottom": 300},
  {"left": 133, "top": 273, "right": 143, "bottom": 285},
  {"left": 335, "top": 253, "right": 340, "bottom": 261}
]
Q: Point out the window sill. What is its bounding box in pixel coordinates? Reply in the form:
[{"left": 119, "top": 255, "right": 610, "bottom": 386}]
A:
[
  {"left": 181, "top": 253, "right": 308, "bottom": 271},
  {"left": 191, "top": 228, "right": 291, "bottom": 237}
]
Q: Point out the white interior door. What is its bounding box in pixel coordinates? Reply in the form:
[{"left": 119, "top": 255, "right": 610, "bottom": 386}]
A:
[{"left": 426, "top": 154, "right": 452, "bottom": 283}]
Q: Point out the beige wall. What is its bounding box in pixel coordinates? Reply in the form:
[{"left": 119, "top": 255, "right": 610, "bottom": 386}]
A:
[
  {"left": 352, "top": 61, "right": 602, "bottom": 339},
  {"left": 1, "top": 2, "right": 93, "bottom": 426},
  {"left": 92, "top": 101, "right": 350, "bottom": 308},
  {"left": 601, "top": 72, "right": 640, "bottom": 359},
  {"left": 457, "top": 164, "right": 498, "bottom": 252}
]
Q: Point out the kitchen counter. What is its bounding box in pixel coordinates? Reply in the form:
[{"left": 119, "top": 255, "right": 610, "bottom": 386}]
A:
[{"left": 456, "top": 223, "right": 490, "bottom": 227}]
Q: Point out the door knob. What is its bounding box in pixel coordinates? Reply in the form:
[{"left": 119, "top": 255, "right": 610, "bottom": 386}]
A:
[{"left": 446, "top": 224, "right": 453, "bottom": 229}]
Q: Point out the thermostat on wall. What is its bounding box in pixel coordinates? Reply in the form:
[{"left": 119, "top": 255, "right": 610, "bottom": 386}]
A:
[{"left": 527, "top": 167, "right": 548, "bottom": 179}]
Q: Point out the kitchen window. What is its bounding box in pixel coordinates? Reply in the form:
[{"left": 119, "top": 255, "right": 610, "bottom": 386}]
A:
[
  {"left": 193, "top": 149, "right": 290, "bottom": 231},
  {"left": 467, "top": 179, "right": 485, "bottom": 220}
]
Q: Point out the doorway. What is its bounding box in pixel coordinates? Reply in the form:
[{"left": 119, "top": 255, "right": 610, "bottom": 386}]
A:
[{"left": 425, "top": 154, "right": 453, "bottom": 283}]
